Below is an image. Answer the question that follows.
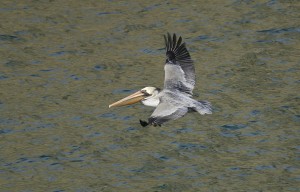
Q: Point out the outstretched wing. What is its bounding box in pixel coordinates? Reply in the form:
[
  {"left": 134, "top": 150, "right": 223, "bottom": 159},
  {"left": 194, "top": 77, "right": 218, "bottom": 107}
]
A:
[
  {"left": 148, "top": 97, "right": 188, "bottom": 126},
  {"left": 163, "top": 33, "right": 195, "bottom": 95}
]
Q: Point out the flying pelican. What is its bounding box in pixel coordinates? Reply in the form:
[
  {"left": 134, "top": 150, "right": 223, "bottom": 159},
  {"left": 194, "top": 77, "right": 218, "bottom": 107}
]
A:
[{"left": 109, "top": 33, "right": 212, "bottom": 126}]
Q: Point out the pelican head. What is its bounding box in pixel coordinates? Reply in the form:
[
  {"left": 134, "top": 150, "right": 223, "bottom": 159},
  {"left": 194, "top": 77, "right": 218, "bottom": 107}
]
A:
[{"left": 109, "top": 86, "right": 160, "bottom": 108}]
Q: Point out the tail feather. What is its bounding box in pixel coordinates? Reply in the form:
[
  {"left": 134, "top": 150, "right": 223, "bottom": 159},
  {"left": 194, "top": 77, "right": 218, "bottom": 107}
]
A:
[{"left": 195, "top": 101, "right": 212, "bottom": 115}]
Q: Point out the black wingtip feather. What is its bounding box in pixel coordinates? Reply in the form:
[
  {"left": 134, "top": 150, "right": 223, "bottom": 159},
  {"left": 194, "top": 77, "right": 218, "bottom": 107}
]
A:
[
  {"left": 172, "top": 33, "right": 177, "bottom": 50},
  {"left": 166, "top": 51, "right": 176, "bottom": 60},
  {"left": 165, "top": 33, "right": 192, "bottom": 64},
  {"left": 164, "top": 35, "right": 167, "bottom": 50}
]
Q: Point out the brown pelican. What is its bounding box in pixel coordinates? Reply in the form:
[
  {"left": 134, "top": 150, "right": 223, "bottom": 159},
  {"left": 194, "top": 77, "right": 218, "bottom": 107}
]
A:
[{"left": 109, "top": 33, "right": 212, "bottom": 126}]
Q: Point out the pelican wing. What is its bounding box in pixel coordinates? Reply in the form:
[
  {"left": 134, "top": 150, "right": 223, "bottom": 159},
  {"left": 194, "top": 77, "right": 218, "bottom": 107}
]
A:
[
  {"left": 148, "top": 97, "right": 188, "bottom": 126},
  {"left": 163, "top": 33, "right": 195, "bottom": 95}
]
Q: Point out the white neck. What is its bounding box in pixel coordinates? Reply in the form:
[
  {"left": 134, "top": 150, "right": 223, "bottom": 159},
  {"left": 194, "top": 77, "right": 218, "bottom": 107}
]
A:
[{"left": 141, "top": 97, "right": 160, "bottom": 107}]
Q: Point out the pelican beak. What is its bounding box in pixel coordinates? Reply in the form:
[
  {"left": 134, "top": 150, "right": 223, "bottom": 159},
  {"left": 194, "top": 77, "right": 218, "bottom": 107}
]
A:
[{"left": 109, "top": 91, "right": 147, "bottom": 108}]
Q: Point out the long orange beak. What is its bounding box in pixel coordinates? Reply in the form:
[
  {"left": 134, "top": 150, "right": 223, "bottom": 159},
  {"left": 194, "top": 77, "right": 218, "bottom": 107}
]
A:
[{"left": 109, "top": 91, "right": 147, "bottom": 108}]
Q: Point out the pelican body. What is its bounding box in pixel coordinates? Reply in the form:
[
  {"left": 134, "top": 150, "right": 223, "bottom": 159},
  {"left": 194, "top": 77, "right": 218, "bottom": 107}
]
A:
[{"left": 109, "top": 33, "right": 212, "bottom": 126}]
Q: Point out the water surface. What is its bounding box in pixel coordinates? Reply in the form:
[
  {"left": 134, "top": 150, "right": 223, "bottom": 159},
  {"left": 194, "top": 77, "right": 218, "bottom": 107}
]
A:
[{"left": 0, "top": 0, "right": 299, "bottom": 191}]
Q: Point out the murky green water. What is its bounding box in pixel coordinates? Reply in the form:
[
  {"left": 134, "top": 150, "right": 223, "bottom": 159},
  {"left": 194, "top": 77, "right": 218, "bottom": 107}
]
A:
[{"left": 1, "top": 0, "right": 299, "bottom": 191}]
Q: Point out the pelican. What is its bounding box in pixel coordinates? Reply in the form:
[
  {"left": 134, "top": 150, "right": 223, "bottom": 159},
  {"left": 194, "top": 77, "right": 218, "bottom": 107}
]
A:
[{"left": 109, "top": 33, "right": 212, "bottom": 126}]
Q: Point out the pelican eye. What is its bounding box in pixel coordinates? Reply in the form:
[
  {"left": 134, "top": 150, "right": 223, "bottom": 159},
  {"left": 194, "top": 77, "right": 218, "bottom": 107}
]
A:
[{"left": 141, "top": 90, "right": 151, "bottom": 96}]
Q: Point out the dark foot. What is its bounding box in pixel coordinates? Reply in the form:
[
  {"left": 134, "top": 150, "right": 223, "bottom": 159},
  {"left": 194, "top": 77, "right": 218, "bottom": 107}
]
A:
[{"left": 139, "top": 119, "right": 149, "bottom": 127}]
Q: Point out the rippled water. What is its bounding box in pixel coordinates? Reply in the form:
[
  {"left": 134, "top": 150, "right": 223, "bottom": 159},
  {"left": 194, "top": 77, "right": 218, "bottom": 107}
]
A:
[{"left": 1, "top": 1, "right": 299, "bottom": 191}]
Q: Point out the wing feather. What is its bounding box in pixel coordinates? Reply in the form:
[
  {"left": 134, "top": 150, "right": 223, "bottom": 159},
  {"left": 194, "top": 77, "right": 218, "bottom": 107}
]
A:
[
  {"left": 163, "top": 33, "right": 195, "bottom": 95},
  {"left": 148, "top": 100, "right": 188, "bottom": 126}
]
